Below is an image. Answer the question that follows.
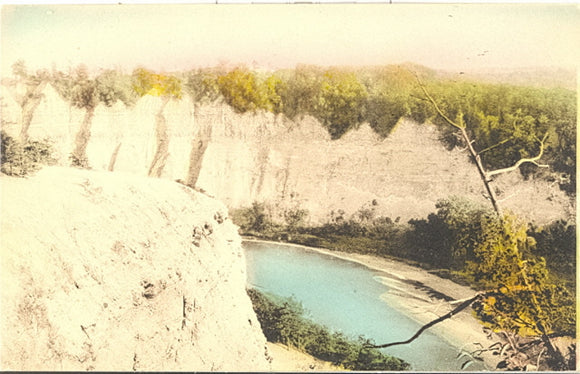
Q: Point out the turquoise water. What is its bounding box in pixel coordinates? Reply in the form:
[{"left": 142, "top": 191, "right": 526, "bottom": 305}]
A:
[{"left": 244, "top": 240, "right": 482, "bottom": 371}]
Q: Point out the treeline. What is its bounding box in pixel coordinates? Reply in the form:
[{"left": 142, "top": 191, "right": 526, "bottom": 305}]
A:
[
  {"left": 247, "top": 288, "right": 410, "bottom": 371},
  {"left": 7, "top": 61, "right": 576, "bottom": 192}
]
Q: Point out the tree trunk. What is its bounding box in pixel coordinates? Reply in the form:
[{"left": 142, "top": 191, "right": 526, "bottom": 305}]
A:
[
  {"left": 19, "top": 81, "right": 48, "bottom": 142},
  {"left": 107, "top": 142, "right": 122, "bottom": 172},
  {"left": 71, "top": 106, "right": 95, "bottom": 168},
  {"left": 459, "top": 127, "right": 502, "bottom": 216},
  {"left": 185, "top": 104, "right": 212, "bottom": 188},
  {"left": 148, "top": 97, "right": 170, "bottom": 178}
]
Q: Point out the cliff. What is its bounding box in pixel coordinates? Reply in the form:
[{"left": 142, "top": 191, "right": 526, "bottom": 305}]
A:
[
  {"left": 0, "top": 167, "right": 270, "bottom": 371},
  {"left": 1, "top": 82, "right": 573, "bottom": 224}
]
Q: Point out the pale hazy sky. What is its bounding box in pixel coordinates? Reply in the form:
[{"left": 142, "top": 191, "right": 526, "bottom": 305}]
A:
[{"left": 1, "top": 3, "right": 579, "bottom": 75}]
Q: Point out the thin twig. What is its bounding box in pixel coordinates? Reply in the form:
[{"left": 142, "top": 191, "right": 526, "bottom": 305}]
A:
[{"left": 477, "top": 136, "right": 515, "bottom": 156}]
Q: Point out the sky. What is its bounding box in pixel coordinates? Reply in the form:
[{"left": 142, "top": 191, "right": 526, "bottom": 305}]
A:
[{"left": 1, "top": 3, "right": 579, "bottom": 75}]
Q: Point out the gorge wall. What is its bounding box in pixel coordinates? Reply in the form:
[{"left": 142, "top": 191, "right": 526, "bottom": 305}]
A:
[
  {"left": 0, "top": 166, "right": 270, "bottom": 371},
  {"left": 1, "top": 83, "right": 573, "bottom": 224}
]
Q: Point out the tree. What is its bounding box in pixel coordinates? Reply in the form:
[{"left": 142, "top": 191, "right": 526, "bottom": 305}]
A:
[
  {"left": 415, "top": 76, "right": 552, "bottom": 216},
  {"left": 416, "top": 75, "right": 572, "bottom": 369},
  {"left": 10, "top": 60, "right": 50, "bottom": 142},
  {"left": 368, "top": 75, "right": 574, "bottom": 370},
  {"left": 277, "top": 65, "right": 322, "bottom": 121},
  {"left": 365, "top": 92, "right": 408, "bottom": 138},
  {"left": 363, "top": 65, "right": 415, "bottom": 138},
  {"left": 51, "top": 65, "right": 136, "bottom": 168},
  {"left": 131, "top": 67, "right": 182, "bottom": 177},
  {"left": 314, "top": 69, "right": 368, "bottom": 139},
  {"left": 216, "top": 67, "right": 280, "bottom": 114},
  {"left": 408, "top": 80, "right": 576, "bottom": 194},
  {"left": 184, "top": 68, "right": 221, "bottom": 105}
]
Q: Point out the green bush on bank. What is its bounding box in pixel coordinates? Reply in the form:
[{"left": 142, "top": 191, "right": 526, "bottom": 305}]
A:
[
  {"left": 247, "top": 288, "right": 410, "bottom": 371},
  {"left": 1, "top": 131, "right": 55, "bottom": 176}
]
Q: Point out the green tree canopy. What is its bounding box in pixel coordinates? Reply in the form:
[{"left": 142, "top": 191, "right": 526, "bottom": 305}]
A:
[
  {"left": 216, "top": 67, "right": 283, "bottom": 113},
  {"left": 131, "top": 67, "right": 182, "bottom": 99},
  {"left": 314, "top": 69, "right": 368, "bottom": 139},
  {"left": 184, "top": 68, "right": 221, "bottom": 105}
]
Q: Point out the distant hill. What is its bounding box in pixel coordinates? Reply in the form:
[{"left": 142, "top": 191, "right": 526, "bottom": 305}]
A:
[{"left": 436, "top": 66, "right": 576, "bottom": 90}]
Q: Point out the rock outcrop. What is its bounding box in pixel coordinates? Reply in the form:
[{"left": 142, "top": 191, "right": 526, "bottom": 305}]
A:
[
  {"left": 1, "top": 82, "right": 573, "bottom": 224},
  {"left": 0, "top": 167, "right": 270, "bottom": 371}
]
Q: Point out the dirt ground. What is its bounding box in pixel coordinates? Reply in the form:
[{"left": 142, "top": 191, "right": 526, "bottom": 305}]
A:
[
  {"left": 0, "top": 167, "right": 270, "bottom": 371},
  {"left": 266, "top": 342, "right": 342, "bottom": 371}
]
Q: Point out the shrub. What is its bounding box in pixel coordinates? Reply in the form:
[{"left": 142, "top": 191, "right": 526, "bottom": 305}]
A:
[
  {"left": 466, "top": 213, "right": 576, "bottom": 345},
  {"left": 1, "top": 131, "right": 55, "bottom": 176},
  {"left": 247, "top": 288, "right": 409, "bottom": 371},
  {"left": 407, "top": 196, "right": 494, "bottom": 270},
  {"left": 283, "top": 206, "right": 309, "bottom": 233},
  {"left": 529, "top": 220, "right": 576, "bottom": 284},
  {"left": 230, "top": 201, "right": 272, "bottom": 235}
]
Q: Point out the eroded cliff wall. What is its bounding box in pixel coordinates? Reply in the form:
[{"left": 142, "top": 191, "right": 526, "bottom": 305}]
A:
[
  {"left": 1, "top": 83, "right": 573, "bottom": 224},
  {"left": 0, "top": 167, "right": 270, "bottom": 371}
]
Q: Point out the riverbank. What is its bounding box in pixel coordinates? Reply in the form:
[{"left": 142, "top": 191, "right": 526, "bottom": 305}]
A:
[{"left": 244, "top": 238, "right": 503, "bottom": 370}]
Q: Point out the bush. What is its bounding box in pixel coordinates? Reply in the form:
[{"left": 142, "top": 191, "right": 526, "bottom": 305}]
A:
[
  {"left": 529, "top": 220, "right": 576, "bottom": 285},
  {"left": 283, "top": 206, "right": 309, "bottom": 233},
  {"left": 466, "top": 213, "right": 576, "bottom": 344},
  {"left": 407, "top": 196, "right": 495, "bottom": 270},
  {"left": 1, "top": 131, "right": 55, "bottom": 176},
  {"left": 247, "top": 288, "right": 409, "bottom": 371},
  {"left": 230, "top": 201, "right": 271, "bottom": 234}
]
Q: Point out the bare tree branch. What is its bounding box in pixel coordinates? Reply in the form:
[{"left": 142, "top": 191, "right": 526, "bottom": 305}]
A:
[
  {"left": 414, "top": 73, "right": 502, "bottom": 214},
  {"left": 365, "top": 294, "right": 482, "bottom": 349},
  {"left": 414, "top": 73, "right": 464, "bottom": 130},
  {"left": 477, "top": 136, "right": 515, "bottom": 156},
  {"left": 487, "top": 133, "right": 550, "bottom": 177}
]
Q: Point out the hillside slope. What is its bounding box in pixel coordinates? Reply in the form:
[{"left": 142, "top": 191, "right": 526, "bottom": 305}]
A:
[{"left": 0, "top": 167, "right": 269, "bottom": 371}]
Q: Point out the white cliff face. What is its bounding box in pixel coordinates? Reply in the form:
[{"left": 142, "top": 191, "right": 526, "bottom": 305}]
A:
[
  {"left": 0, "top": 167, "right": 270, "bottom": 371},
  {"left": 1, "top": 82, "right": 573, "bottom": 225}
]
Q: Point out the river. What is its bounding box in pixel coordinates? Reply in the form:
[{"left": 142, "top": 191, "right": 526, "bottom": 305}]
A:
[{"left": 244, "top": 240, "right": 484, "bottom": 371}]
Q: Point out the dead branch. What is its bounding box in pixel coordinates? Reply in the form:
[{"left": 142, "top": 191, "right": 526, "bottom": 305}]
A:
[
  {"left": 365, "top": 294, "right": 482, "bottom": 349},
  {"left": 414, "top": 74, "right": 502, "bottom": 215},
  {"left": 478, "top": 136, "right": 515, "bottom": 156},
  {"left": 487, "top": 133, "right": 550, "bottom": 178},
  {"left": 414, "top": 74, "right": 464, "bottom": 130}
]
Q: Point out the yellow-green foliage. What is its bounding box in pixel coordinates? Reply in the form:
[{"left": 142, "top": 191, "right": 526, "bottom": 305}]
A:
[
  {"left": 45, "top": 63, "right": 575, "bottom": 190},
  {"left": 314, "top": 69, "right": 368, "bottom": 139},
  {"left": 216, "top": 67, "right": 283, "bottom": 113},
  {"left": 132, "top": 67, "right": 182, "bottom": 99},
  {"left": 464, "top": 213, "right": 575, "bottom": 337},
  {"left": 184, "top": 69, "right": 221, "bottom": 104}
]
